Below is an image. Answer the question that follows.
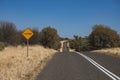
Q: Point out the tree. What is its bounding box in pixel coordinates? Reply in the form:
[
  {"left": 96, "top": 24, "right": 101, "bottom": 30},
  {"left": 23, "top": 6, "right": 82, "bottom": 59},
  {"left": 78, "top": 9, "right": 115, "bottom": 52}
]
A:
[
  {"left": 29, "top": 28, "right": 40, "bottom": 45},
  {"left": 40, "top": 26, "right": 61, "bottom": 50},
  {"left": 89, "top": 25, "right": 120, "bottom": 49},
  {"left": 69, "top": 35, "right": 91, "bottom": 51},
  {"left": 0, "top": 21, "right": 20, "bottom": 46}
]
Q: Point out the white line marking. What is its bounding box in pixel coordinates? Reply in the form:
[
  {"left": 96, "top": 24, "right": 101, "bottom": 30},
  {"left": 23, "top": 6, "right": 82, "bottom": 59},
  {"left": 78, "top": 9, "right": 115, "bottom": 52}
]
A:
[{"left": 76, "top": 52, "right": 120, "bottom": 80}]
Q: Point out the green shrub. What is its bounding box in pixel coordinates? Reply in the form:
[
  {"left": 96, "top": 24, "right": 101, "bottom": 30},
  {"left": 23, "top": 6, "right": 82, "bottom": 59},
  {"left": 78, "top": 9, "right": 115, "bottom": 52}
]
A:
[
  {"left": 0, "top": 42, "right": 5, "bottom": 51},
  {"left": 69, "top": 35, "right": 91, "bottom": 52},
  {"left": 40, "top": 26, "right": 61, "bottom": 50},
  {"left": 89, "top": 25, "right": 120, "bottom": 49}
]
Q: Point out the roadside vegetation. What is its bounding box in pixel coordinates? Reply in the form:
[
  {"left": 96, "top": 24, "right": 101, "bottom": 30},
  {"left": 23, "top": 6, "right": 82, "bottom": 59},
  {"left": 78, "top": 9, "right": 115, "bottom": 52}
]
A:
[
  {"left": 0, "top": 42, "right": 5, "bottom": 50},
  {"left": 0, "top": 21, "right": 61, "bottom": 50},
  {"left": 0, "top": 21, "right": 60, "bottom": 80},
  {"left": 69, "top": 35, "right": 91, "bottom": 51},
  {"left": 0, "top": 45, "right": 56, "bottom": 80},
  {"left": 91, "top": 47, "right": 120, "bottom": 57},
  {"left": 40, "top": 27, "right": 61, "bottom": 50},
  {"left": 69, "top": 24, "right": 120, "bottom": 52}
]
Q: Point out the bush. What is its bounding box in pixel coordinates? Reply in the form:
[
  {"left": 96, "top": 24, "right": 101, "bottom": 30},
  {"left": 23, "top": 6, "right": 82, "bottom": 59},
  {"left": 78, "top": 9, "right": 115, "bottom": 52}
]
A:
[
  {"left": 40, "top": 26, "right": 61, "bottom": 50},
  {"left": 29, "top": 28, "right": 40, "bottom": 45},
  {"left": 89, "top": 25, "right": 120, "bottom": 50},
  {"left": 69, "top": 35, "right": 91, "bottom": 52},
  {"left": 0, "top": 21, "right": 20, "bottom": 46},
  {"left": 0, "top": 42, "right": 5, "bottom": 51}
]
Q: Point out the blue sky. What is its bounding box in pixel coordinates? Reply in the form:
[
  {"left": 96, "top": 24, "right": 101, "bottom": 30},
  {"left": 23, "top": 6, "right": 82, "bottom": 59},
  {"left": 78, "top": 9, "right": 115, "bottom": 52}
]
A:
[{"left": 0, "top": 0, "right": 120, "bottom": 38}]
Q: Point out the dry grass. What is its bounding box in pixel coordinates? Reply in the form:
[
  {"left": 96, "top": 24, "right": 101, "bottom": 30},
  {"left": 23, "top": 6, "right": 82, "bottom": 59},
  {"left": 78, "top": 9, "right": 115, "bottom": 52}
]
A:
[
  {"left": 91, "top": 47, "right": 120, "bottom": 57},
  {"left": 0, "top": 45, "right": 57, "bottom": 80}
]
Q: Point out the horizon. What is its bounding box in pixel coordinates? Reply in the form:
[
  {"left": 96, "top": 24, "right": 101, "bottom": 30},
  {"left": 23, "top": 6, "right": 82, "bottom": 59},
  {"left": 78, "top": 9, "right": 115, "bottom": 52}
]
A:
[{"left": 0, "top": 0, "right": 120, "bottom": 38}]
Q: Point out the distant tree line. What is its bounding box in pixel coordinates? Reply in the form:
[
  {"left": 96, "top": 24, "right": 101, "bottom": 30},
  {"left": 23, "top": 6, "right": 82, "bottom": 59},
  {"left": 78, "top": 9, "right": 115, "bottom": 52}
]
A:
[
  {"left": 69, "top": 25, "right": 120, "bottom": 51},
  {"left": 0, "top": 21, "right": 61, "bottom": 50},
  {"left": 1, "top": 21, "right": 120, "bottom": 51}
]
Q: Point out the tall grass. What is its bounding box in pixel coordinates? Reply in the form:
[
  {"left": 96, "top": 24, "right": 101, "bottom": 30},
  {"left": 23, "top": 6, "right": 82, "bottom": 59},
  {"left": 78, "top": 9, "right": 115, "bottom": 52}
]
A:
[{"left": 0, "top": 45, "right": 56, "bottom": 80}]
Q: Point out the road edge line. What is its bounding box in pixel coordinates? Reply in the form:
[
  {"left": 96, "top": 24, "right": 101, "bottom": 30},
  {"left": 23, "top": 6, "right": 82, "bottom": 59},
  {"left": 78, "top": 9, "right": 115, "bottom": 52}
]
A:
[{"left": 75, "top": 52, "right": 120, "bottom": 80}]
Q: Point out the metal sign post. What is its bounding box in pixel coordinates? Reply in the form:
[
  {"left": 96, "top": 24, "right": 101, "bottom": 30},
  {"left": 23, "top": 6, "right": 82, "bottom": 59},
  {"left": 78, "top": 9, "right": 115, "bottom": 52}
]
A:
[{"left": 27, "top": 40, "right": 29, "bottom": 57}]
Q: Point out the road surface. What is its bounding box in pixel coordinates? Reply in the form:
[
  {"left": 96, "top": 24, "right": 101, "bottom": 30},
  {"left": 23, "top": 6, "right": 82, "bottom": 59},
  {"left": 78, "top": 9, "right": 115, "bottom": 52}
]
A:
[{"left": 36, "top": 42, "right": 120, "bottom": 80}]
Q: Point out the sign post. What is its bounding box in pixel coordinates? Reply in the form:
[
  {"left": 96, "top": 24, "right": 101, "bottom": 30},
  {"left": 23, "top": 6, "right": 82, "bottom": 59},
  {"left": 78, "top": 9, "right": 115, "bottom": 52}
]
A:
[
  {"left": 22, "top": 28, "right": 34, "bottom": 57},
  {"left": 27, "top": 40, "right": 29, "bottom": 57}
]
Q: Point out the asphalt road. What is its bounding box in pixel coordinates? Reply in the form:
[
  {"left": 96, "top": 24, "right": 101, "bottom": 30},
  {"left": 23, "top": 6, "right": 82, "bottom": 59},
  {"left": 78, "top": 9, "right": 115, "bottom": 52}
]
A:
[
  {"left": 36, "top": 42, "right": 120, "bottom": 80},
  {"left": 62, "top": 42, "right": 69, "bottom": 52}
]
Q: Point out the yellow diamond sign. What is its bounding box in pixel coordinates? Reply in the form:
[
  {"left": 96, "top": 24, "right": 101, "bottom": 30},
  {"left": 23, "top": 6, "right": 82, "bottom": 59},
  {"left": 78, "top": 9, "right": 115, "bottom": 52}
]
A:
[{"left": 22, "top": 28, "right": 34, "bottom": 40}]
